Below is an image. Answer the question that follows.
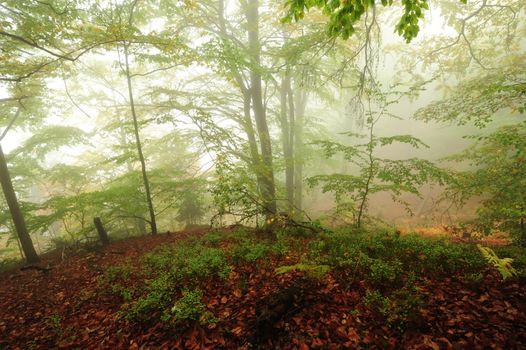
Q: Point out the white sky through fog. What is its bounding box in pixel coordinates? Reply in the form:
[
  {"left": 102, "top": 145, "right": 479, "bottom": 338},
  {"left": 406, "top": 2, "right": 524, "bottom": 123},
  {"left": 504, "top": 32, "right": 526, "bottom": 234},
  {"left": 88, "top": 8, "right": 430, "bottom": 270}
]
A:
[{"left": 0, "top": 2, "right": 460, "bottom": 164}]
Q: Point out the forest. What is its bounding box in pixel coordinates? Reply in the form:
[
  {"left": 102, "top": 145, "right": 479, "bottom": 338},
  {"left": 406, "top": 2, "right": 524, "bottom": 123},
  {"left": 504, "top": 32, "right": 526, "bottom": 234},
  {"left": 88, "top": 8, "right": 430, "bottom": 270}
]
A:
[{"left": 0, "top": 0, "right": 525, "bottom": 348}]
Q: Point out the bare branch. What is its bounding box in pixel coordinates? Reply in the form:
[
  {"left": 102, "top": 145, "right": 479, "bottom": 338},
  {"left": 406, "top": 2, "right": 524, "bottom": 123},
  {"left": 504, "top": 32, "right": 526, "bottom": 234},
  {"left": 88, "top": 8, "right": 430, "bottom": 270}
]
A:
[
  {"left": 0, "top": 30, "right": 76, "bottom": 61},
  {"left": 0, "top": 107, "right": 22, "bottom": 142}
]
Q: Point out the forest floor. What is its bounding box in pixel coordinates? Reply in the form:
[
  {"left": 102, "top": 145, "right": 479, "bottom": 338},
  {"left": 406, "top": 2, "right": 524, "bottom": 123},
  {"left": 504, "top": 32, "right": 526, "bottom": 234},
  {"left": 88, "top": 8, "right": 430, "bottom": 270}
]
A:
[{"left": 0, "top": 227, "right": 525, "bottom": 350}]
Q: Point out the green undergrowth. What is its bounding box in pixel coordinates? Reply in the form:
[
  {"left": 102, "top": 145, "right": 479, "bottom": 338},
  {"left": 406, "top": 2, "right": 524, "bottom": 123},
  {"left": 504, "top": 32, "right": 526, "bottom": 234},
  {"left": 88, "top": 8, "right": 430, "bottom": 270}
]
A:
[
  {"left": 305, "top": 228, "right": 489, "bottom": 283},
  {"left": 99, "top": 228, "right": 288, "bottom": 324},
  {"left": 273, "top": 226, "right": 523, "bottom": 330},
  {"left": 95, "top": 225, "right": 523, "bottom": 330},
  {"left": 0, "top": 257, "right": 21, "bottom": 274}
]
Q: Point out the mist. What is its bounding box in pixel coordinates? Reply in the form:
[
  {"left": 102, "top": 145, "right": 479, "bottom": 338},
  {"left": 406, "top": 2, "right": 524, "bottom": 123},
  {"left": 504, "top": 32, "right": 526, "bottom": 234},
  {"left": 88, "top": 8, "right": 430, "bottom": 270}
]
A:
[{"left": 0, "top": 0, "right": 525, "bottom": 348}]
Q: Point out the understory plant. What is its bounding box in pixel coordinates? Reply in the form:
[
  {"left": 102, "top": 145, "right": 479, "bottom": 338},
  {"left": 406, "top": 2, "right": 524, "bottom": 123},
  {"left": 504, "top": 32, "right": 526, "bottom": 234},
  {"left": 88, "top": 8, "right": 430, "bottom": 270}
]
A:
[
  {"left": 444, "top": 121, "right": 526, "bottom": 245},
  {"left": 308, "top": 88, "right": 449, "bottom": 228},
  {"left": 307, "top": 228, "right": 486, "bottom": 281},
  {"left": 119, "top": 239, "right": 231, "bottom": 322},
  {"left": 477, "top": 245, "right": 518, "bottom": 280}
]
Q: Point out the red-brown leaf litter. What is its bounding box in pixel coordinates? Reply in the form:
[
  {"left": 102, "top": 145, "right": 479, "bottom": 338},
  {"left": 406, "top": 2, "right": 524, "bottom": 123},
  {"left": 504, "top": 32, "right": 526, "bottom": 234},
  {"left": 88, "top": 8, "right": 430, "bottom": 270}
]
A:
[{"left": 1, "top": 229, "right": 525, "bottom": 350}]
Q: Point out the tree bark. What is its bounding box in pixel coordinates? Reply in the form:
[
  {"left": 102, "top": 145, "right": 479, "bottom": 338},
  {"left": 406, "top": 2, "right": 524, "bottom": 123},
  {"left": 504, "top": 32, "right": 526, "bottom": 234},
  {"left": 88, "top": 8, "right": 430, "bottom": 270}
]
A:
[
  {"left": 218, "top": 0, "right": 271, "bottom": 217},
  {"left": 293, "top": 90, "right": 307, "bottom": 219},
  {"left": 118, "top": 113, "right": 148, "bottom": 235},
  {"left": 0, "top": 144, "right": 39, "bottom": 263},
  {"left": 356, "top": 115, "right": 376, "bottom": 228},
  {"left": 280, "top": 74, "right": 294, "bottom": 214},
  {"left": 93, "top": 217, "right": 110, "bottom": 245},
  {"left": 123, "top": 44, "right": 158, "bottom": 235},
  {"left": 245, "top": 0, "right": 277, "bottom": 217}
]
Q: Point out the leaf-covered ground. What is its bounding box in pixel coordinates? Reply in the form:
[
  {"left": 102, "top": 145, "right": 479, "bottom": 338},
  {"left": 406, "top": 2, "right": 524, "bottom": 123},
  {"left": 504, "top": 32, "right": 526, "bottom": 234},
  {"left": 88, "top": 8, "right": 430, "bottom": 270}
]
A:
[{"left": 0, "top": 228, "right": 525, "bottom": 350}]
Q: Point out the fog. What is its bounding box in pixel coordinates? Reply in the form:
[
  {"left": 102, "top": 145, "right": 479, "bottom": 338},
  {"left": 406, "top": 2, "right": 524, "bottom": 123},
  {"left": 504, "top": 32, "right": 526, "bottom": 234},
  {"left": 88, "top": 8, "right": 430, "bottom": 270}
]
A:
[{"left": 0, "top": 0, "right": 524, "bottom": 260}]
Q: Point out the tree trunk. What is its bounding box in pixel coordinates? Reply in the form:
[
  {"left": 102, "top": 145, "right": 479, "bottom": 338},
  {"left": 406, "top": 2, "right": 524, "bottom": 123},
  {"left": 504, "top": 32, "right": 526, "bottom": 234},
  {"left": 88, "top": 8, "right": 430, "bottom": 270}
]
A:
[
  {"left": 280, "top": 74, "right": 294, "bottom": 214},
  {"left": 218, "top": 0, "right": 270, "bottom": 218},
  {"left": 293, "top": 90, "right": 307, "bottom": 219},
  {"left": 0, "top": 144, "right": 39, "bottom": 263},
  {"left": 245, "top": 0, "right": 276, "bottom": 217},
  {"left": 123, "top": 44, "right": 158, "bottom": 235},
  {"left": 94, "top": 217, "right": 110, "bottom": 245},
  {"left": 356, "top": 116, "right": 376, "bottom": 228},
  {"left": 118, "top": 114, "right": 148, "bottom": 235}
]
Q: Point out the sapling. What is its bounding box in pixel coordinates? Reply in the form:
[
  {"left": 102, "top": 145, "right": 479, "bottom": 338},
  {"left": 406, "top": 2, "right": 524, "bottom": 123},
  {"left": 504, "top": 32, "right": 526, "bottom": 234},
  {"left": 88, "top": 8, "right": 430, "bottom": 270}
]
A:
[{"left": 308, "top": 88, "right": 449, "bottom": 227}]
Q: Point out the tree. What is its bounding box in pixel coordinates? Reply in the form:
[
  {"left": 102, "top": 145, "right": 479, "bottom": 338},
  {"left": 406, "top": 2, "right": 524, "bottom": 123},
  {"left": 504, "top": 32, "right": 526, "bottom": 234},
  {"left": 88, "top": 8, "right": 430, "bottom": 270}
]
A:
[
  {"left": 176, "top": 190, "right": 206, "bottom": 228},
  {"left": 181, "top": 0, "right": 346, "bottom": 223},
  {"left": 2, "top": 126, "right": 90, "bottom": 246},
  {"left": 308, "top": 88, "right": 448, "bottom": 227},
  {"left": 80, "top": 0, "right": 193, "bottom": 234},
  {"left": 414, "top": 57, "right": 526, "bottom": 127},
  {"left": 0, "top": 0, "right": 114, "bottom": 262},
  {"left": 283, "top": 0, "right": 468, "bottom": 42},
  {"left": 0, "top": 143, "right": 39, "bottom": 263},
  {"left": 279, "top": 71, "right": 295, "bottom": 215},
  {"left": 401, "top": 0, "right": 525, "bottom": 240},
  {"left": 444, "top": 122, "right": 526, "bottom": 244}
]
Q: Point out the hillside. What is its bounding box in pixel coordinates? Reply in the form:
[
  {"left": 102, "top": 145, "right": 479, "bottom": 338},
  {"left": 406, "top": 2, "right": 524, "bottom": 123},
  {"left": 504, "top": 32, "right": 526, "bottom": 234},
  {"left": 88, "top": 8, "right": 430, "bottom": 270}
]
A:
[{"left": 1, "top": 227, "right": 525, "bottom": 349}]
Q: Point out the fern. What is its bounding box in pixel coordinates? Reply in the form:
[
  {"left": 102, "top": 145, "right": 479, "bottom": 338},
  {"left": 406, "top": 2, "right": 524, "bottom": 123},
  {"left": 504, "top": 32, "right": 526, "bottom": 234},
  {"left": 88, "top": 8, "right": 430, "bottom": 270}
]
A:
[
  {"left": 275, "top": 263, "right": 331, "bottom": 279},
  {"left": 477, "top": 244, "right": 517, "bottom": 280}
]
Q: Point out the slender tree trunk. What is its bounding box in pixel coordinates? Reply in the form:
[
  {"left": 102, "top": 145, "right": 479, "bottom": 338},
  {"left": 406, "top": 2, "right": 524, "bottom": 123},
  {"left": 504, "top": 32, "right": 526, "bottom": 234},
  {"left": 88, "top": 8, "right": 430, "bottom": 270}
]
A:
[
  {"left": 245, "top": 0, "right": 276, "bottom": 217},
  {"left": 280, "top": 75, "right": 294, "bottom": 214},
  {"left": 0, "top": 144, "right": 39, "bottom": 263},
  {"left": 123, "top": 44, "right": 158, "bottom": 235},
  {"left": 286, "top": 77, "right": 295, "bottom": 212},
  {"left": 241, "top": 91, "right": 272, "bottom": 207},
  {"left": 118, "top": 115, "right": 147, "bottom": 235},
  {"left": 356, "top": 117, "right": 376, "bottom": 228},
  {"left": 15, "top": 233, "right": 24, "bottom": 259},
  {"left": 293, "top": 90, "right": 307, "bottom": 219}
]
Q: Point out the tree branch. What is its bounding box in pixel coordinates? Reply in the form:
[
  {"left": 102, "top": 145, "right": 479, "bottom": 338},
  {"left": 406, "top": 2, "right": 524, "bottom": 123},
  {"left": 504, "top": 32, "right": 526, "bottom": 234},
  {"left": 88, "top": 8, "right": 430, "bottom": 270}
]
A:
[{"left": 0, "top": 106, "right": 23, "bottom": 142}]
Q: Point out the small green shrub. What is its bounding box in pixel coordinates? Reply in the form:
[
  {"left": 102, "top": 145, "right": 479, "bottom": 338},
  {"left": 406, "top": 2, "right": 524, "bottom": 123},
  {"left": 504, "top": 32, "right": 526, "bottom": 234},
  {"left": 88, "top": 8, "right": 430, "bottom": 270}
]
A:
[
  {"left": 494, "top": 245, "right": 526, "bottom": 269},
  {"left": 363, "top": 284, "right": 424, "bottom": 331},
  {"left": 393, "top": 234, "right": 485, "bottom": 274},
  {"left": 47, "top": 314, "right": 63, "bottom": 335},
  {"left": 388, "top": 286, "right": 425, "bottom": 330},
  {"left": 363, "top": 289, "right": 390, "bottom": 315},
  {"left": 165, "top": 289, "right": 217, "bottom": 325},
  {"left": 143, "top": 245, "right": 179, "bottom": 271},
  {"left": 143, "top": 242, "right": 231, "bottom": 283},
  {"left": 170, "top": 289, "right": 205, "bottom": 321},
  {"left": 101, "top": 265, "right": 133, "bottom": 284},
  {"left": 312, "top": 230, "right": 486, "bottom": 278},
  {"left": 201, "top": 232, "right": 224, "bottom": 246},
  {"left": 0, "top": 258, "right": 20, "bottom": 274},
  {"left": 368, "top": 259, "right": 402, "bottom": 287},
  {"left": 98, "top": 264, "right": 135, "bottom": 301},
  {"left": 228, "top": 228, "right": 252, "bottom": 242},
  {"left": 181, "top": 247, "right": 231, "bottom": 281},
  {"left": 275, "top": 263, "right": 331, "bottom": 279},
  {"left": 465, "top": 272, "right": 484, "bottom": 285},
  {"left": 112, "top": 286, "right": 133, "bottom": 302},
  {"left": 493, "top": 245, "right": 526, "bottom": 277},
  {"left": 230, "top": 242, "right": 269, "bottom": 264},
  {"left": 125, "top": 241, "right": 231, "bottom": 322},
  {"left": 124, "top": 274, "right": 173, "bottom": 321},
  {"left": 270, "top": 230, "right": 293, "bottom": 256}
]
